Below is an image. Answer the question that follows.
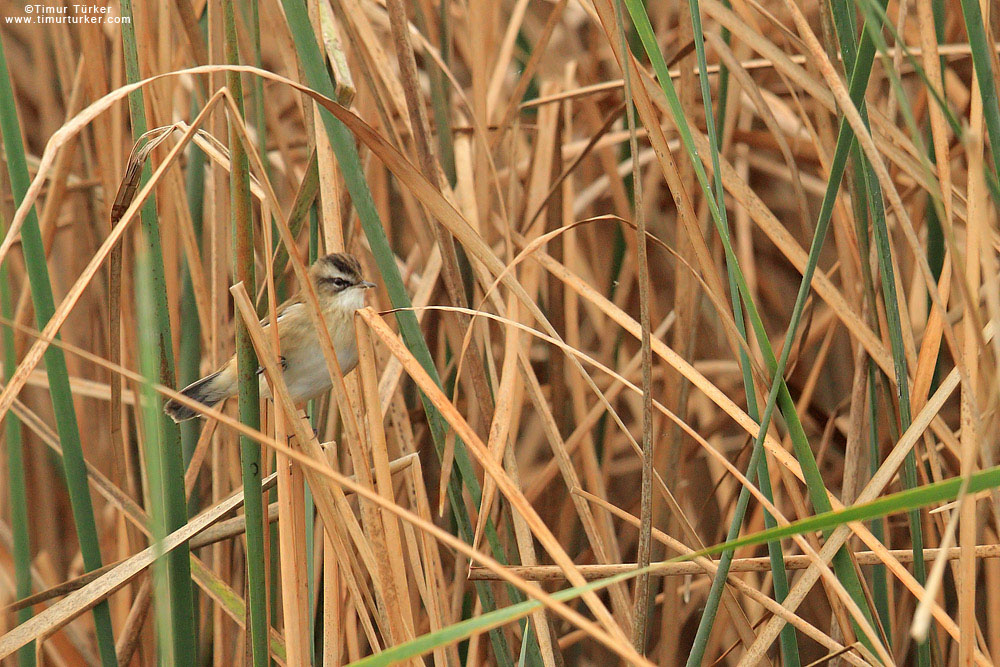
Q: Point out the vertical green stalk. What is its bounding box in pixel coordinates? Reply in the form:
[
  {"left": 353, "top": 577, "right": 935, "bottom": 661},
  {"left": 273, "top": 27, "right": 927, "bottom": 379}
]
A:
[
  {"left": 119, "top": 3, "right": 197, "bottom": 661},
  {"left": 181, "top": 9, "right": 210, "bottom": 483},
  {"left": 222, "top": 1, "right": 268, "bottom": 664},
  {"left": 136, "top": 247, "right": 176, "bottom": 665},
  {"left": 412, "top": 0, "right": 455, "bottom": 185},
  {"left": 178, "top": 106, "right": 205, "bottom": 657},
  {"left": 827, "top": 1, "right": 929, "bottom": 661},
  {"left": 867, "top": 365, "right": 892, "bottom": 637},
  {"left": 956, "top": 0, "right": 1000, "bottom": 194},
  {"left": 0, "top": 32, "right": 118, "bottom": 667},
  {"left": 712, "top": 8, "right": 732, "bottom": 147},
  {"left": 244, "top": 0, "right": 284, "bottom": 650},
  {"left": 180, "top": 130, "right": 205, "bottom": 475},
  {"left": 0, "top": 211, "right": 33, "bottom": 666},
  {"left": 246, "top": 0, "right": 266, "bottom": 163}
]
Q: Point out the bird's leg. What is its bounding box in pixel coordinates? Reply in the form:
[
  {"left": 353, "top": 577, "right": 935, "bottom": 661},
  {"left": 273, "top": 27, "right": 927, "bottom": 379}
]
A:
[
  {"left": 285, "top": 403, "right": 319, "bottom": 443},
  {"left": 287, "top": 427, "right": 320, "bottom": 442},
  {"left": 255, "top": 356, "right": 287, "bottom": 375}
]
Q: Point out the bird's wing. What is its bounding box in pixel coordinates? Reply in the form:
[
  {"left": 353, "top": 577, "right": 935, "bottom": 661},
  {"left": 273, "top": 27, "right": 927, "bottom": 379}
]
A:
[
  {"left": 273, "top": 300, "right": 305, "bottom": 327},
  {"left": 259, "top": 296, "right": 303, "bottom": 329}
]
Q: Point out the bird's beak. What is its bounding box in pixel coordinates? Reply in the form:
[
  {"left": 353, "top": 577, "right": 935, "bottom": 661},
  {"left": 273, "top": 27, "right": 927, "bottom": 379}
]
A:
[{"left": 359, "top": 280, "right": 377, "bottom": 289}]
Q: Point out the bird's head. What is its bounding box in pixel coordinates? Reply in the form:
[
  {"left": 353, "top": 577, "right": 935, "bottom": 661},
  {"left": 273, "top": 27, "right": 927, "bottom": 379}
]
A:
[{"left": 310, "top": 253, "right": 376, "bottom": 309}]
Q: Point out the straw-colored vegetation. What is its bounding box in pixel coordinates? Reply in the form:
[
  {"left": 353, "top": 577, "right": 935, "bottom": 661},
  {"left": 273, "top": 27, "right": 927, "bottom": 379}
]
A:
[{"left": 0, "top": 0, "right": 999, "bottom": 664}]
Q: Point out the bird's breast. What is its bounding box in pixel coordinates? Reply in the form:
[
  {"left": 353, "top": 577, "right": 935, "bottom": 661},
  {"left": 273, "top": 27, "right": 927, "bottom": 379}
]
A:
[{"left": 259, "top": 307, "right": 359, "bottom": 403}]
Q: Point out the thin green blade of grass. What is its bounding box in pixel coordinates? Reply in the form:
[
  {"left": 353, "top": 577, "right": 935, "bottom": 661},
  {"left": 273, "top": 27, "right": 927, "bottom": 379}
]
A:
[
  {"left": 670, "top": 0, "right": 800, "bottom": 660},
  {"left": 0, "top": 211, "right": 33, "bottom": 666},
  {"left": 118, "top": 3, "right": 198, "bottom": 660},
  {"left": 0, "top": 31, "right": 118, "bottom": 667},
  {"left": 689, "top": 461, "right": 1000, "bottom": 562},
  {"left": 351, "top": 565, "right": 649, "bottom": 667},
  {"left": 180, "top": 129, "right": 206, "bottom": 476},
  {"left": 278, "top": 2, "right": 519, "bottom": 662},
  {"left": 222, "top": 1, "right": 269, "bottom": 663}
]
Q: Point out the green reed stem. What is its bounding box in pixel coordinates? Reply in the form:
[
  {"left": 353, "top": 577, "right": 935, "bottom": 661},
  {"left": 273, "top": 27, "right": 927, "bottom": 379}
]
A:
[
  {"left": 221, "top": 1, "right": 268, "bottom": 663},
  {"left": 135, "top": 247, "right": 176, "bottom": 664},
  {"left": 0, "top": 203, "right": 33, "bottom": 667},
  {"left": 119, "top": 2, "right": 198, "bottom": 660}
]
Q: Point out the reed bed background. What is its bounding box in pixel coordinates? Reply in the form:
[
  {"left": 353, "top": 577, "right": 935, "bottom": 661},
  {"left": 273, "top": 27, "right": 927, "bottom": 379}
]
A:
[{"left": 0, "top": 0, "right": 998, "bottom": 664}]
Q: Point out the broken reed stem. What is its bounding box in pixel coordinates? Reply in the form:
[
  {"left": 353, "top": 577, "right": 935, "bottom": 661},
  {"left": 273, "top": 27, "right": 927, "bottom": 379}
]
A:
[{"left": 467, "top": 545, "right": 1000, "bottom": 581}]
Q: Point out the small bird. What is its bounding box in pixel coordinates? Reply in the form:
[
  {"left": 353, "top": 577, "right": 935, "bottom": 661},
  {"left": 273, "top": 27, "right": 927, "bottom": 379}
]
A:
[{"left": 164, "top": 252, "right": 376, "bottom": 423}]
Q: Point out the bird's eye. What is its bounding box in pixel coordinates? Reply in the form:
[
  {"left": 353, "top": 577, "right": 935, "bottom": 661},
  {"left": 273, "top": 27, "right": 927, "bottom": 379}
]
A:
[{"left": 332, "top": 277, "right": 349, "bottom": 288}]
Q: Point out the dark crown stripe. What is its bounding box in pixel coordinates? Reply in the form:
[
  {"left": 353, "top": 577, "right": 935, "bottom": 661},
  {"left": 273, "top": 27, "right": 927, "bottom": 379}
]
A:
[{"left": 327, "top": 253, "right": 360, "bottom": 277}]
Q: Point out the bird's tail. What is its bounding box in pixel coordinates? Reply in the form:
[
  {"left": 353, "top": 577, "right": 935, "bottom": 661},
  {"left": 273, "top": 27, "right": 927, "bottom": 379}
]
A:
[{"left": 163, "top": 364, "right": 237, "bottom": 422}]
